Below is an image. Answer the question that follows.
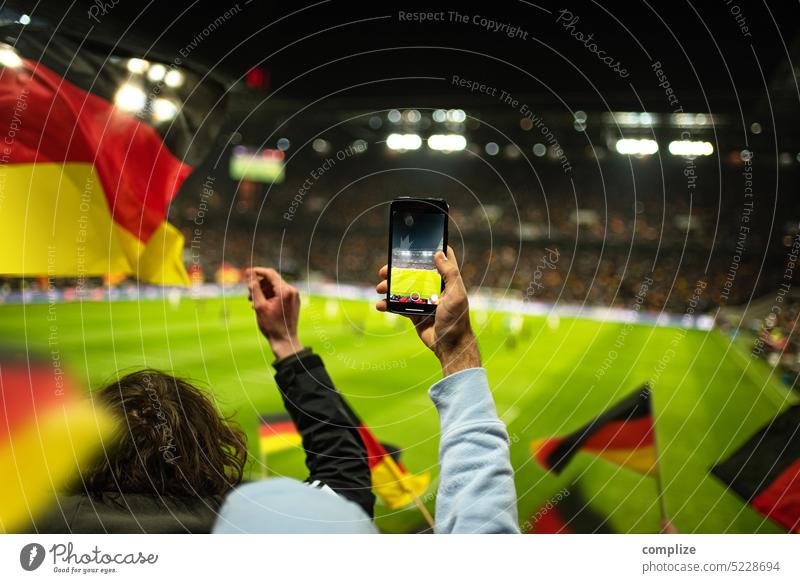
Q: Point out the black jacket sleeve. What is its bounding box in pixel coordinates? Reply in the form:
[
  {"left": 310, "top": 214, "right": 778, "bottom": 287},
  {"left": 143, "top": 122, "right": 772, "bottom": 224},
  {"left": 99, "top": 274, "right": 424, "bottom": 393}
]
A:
[{"left": 273, "top": 349, "right": 375, "bottom": 518}]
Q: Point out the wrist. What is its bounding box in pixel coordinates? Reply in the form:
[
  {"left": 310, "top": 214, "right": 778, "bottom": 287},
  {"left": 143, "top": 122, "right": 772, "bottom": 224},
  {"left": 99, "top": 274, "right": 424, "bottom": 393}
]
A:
[
  {"left": 436, "top": 334, "right": 481, "bottom": 377},
  {"left": 268, "top": 335, "right": 303, "bottom": 360}
]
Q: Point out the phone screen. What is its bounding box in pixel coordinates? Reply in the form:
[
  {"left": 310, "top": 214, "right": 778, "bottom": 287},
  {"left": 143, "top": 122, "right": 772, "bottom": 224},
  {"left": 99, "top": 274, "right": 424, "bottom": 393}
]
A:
[{"left": 389, "top": 209, "right": 446, "bottom": 308}]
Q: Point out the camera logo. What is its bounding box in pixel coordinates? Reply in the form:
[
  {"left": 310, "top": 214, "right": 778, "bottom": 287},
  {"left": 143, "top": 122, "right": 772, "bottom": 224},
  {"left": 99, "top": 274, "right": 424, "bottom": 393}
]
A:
[{"left": 20, "top": 543, "right": 46, "bottom": 571}]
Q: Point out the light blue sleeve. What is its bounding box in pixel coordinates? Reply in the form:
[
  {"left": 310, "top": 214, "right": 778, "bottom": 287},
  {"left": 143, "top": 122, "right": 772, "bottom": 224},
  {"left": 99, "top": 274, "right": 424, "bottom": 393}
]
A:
[
  {"left": 212, "top": 478, "right": 378, "bottom": 534},
  {"left": 429, "top": 367, "right": 520, "bottom": 533}
]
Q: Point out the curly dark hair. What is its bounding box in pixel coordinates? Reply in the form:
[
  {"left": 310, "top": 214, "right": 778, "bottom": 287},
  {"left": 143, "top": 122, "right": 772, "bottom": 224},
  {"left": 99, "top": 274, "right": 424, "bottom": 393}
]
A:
[{"left": 85, "top": 369, "right": 247, "bottom": 498}]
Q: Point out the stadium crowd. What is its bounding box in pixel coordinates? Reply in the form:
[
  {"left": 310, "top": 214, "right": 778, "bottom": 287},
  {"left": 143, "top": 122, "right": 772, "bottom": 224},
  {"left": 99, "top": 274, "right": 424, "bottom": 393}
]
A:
[{"left": 165, "top": 153, "right": 787, "bottom": 314}]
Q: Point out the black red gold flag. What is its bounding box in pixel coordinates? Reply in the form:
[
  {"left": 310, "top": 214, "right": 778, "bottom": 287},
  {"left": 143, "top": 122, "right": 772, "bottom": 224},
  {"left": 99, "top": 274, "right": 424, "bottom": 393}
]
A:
[
  {"left": 531, "top": 385, "right": 657, "bottom": 475},
  {"left": 712, "top": 405, "right": 800, "bottom": 533}
]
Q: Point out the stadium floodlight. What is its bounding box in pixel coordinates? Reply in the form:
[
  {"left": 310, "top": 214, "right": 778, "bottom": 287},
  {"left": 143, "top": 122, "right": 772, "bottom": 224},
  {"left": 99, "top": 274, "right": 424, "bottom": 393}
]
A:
[
  {"left": 615, "top": 138, "right": 658, "bottom": 156},
  {"left": 386, "top": 133, "right": 422, "bottom": 151},
  {"left": 446, "top": 109, "right": 466, "bottom": 123},
  {"left": 603, "top": 111, "right": 659, "bottom": 127},
  {"left": 147, "top": 63, "right": 167, "bottom": 82},
  {"left": 0, "top": 44, "right": 22, "bottom": 68},
  {"left": 671, "top": 113, "right": 713, "bottom": 127},
  {"left": 152, "top": 98, "right": 179, "bottom": 122},
  {"left": 164, "top": 69, "right": 184, "bottom": 88},
  {"left": 427, "top": 134, "right": 467, "bottom": 151},
  {"left": 127, "top": 58, "right": 149, "bottom": 74},
  {"left": 668, "top": 140, "right": 714, "bottom": 156},
  {"left": 404, "top": 109, "right": 421, "bottom": 123},
  {"left": 114, "top": 83, "right": 147, "bottom": 112},
  {"left": 432, "top": 109, "right": 447, "bottom": 122}
]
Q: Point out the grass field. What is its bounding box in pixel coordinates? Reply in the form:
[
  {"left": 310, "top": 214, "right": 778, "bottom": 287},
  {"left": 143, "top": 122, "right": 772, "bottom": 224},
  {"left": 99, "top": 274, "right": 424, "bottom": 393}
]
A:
[
  {"left": 390, "top": 267, "right": 441, "bottom": 301},
  {"left": 1, "top": 295, "right": 796, "bottom": 533}
]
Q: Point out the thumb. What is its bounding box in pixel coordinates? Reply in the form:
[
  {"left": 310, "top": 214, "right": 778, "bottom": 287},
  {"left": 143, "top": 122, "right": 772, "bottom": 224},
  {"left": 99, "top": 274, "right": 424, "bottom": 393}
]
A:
[
  {"left": 248, "top": 271, "right": 267, "bottom": 305},
  {"left": 434, "top": 245, "right": 459, "bottom": 285}
]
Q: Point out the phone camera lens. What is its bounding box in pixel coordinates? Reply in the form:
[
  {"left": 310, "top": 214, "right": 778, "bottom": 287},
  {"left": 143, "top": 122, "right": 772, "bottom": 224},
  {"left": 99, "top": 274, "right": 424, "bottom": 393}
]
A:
[{"left": 404, "top": 215, "right": 414, "bottom": 227}]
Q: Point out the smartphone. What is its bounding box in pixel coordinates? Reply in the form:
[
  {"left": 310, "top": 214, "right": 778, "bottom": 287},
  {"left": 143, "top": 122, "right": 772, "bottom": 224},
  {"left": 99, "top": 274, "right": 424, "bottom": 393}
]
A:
[{"left": 386, "top": 197, "right": 449, "bottom": 315}]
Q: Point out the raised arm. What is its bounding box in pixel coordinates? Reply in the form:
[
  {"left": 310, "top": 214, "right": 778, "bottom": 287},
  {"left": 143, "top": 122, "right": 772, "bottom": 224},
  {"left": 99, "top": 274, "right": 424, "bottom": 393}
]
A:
[
  {"left": 375, "top": 248, "right": 519, "bottom": 533},
  {"left": 248, "top": 268, "right": 374, "bottom": 518}
]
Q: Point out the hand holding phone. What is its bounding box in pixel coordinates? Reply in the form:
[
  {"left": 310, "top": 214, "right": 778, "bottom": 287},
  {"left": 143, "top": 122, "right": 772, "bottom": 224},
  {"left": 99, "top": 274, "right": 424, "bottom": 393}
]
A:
[
  {"left": 385, "top": 197, "right": 448, "bottom": 315},
  {"left": 376, "top": 244, "right": 481, "bottom": 377}
]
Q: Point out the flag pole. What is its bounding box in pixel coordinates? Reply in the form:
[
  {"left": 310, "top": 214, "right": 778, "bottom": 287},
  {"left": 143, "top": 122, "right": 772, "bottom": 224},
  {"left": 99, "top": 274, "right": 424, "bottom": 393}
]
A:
[
  {"left": 649, "top": 419, "right": 670, "bottom": 530},
  {"left": 384, "top": 458, "right": 435, "bottom": 530}
]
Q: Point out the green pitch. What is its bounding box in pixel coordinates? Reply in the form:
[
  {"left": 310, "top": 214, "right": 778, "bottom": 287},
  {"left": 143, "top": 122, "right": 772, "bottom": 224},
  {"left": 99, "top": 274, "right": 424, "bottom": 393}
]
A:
[
  {"left": 390, "top": 267, "right": 441, "bottom": 300},
  {"left": 0, "top": 296, "right": 795, "bottom": 533}
]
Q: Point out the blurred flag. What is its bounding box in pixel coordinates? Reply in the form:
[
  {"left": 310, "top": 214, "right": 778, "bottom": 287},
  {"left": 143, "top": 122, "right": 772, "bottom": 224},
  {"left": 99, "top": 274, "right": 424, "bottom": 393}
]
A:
[
  {"left": 258, "top": 411, "right": 427, "bottom": 509},
  {"left": 531, "top": 385, "right": 656, "bottom": 475},
  {"left": 0, "top": 354, "right": 116, "bottom": 532},
  {"left": 355, "top": 420, "right": 431, "bottom": 510},
  {"left": 0, "top": 27, "right": 225, "bottom": 284},
  {"left": 258, "top": 413, "right": 302, "bottom": 456},
  {"left": 528, "top": 484, "right": 614, "bottom": 534},
  {"left": 215, "top": 263, "right": 242, "bottom": 286},
  {"left": 712, "top": 405, "right": 800, "bottom": 533}
]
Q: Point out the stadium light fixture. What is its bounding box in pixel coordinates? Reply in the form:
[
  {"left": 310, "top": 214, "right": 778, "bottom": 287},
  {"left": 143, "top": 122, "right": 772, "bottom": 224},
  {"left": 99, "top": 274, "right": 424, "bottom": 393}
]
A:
[
  {"left": 0, "top": 44, "right": 23, "bottom": 68},
  {"left": 164, "top": 69, "right": 184, "bottom": 88},
  {"left": 386, "top": 133, "right": 422, "bottom": 151},
  {"left": 603, "top": 112, "right": 659, "bottom": 127},
  {"left": 427, "top": 134, "right": 467, "bottom": 152},
  {"left": 147, "top": 63, "right": 167, "bottom": 82},
  {"left": 615, "top": 138, "right": 658, "bottom": 156},
  {"left": 668, "top": 140, "right": 714, "bottom": 157},
  {"left": 152, "top": 98, "right": 179, "bottom": 122},
  {"left": 671, "top": 113, "right": 713, "bottom": 127},
  {"left": 114, "top": 83, "right": 147, "bottom": 112},
  {"left": 432, "top": 109, "right": 447, "bottom": 122},
  {"left": 446, "top": 109, "right": 466, "bottom": 123},
  {"left": 126, "top": 58, "right": 149, "bottom": 74}
]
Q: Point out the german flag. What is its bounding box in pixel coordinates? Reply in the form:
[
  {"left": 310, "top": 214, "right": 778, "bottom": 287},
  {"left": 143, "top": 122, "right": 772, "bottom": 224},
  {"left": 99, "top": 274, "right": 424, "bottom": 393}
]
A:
[
  {"left": 257, "top": 409, "right": 427, "bottom": 509},
  {"left": 355, "top": 422, "right": 431, "bottom": 510},
  {"left": 339, "top": 395, "right": 431, "bottom": 510},
  {"left": 0, "top": 26, "right": 224, "bottom": 284},
  {"left": 712, "top": 405, "right": 800, "bottom": 533},
  {"left": 0, "top": 354, "right": 116, "bottom": 532},
  {"left": 528, "top": 483, "right": 614, "bottom": 534},
  {"left": 531, "top": 385, "right": 657, "bottom": 475},
  {"left": 258, "top": 413, "right": 302, "bottom": 456}
]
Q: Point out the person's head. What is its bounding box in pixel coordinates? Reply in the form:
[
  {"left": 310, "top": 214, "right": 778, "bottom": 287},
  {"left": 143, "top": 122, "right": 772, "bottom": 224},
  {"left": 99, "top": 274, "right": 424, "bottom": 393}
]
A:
[{"left": 85, "top": 369, "right": 247, "bottom": 498}]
